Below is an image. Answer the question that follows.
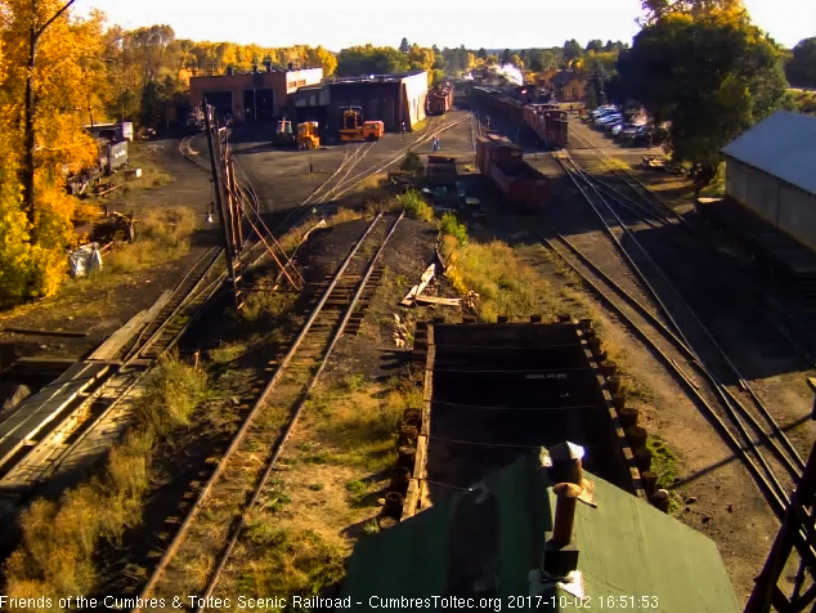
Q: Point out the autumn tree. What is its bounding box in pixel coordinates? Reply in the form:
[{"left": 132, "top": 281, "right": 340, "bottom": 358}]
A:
[
  {"left": 639, "top": 0, "right": 747, "bottom": 23},
  {"left": 12, "top": 0, "right": 77, "bottom": 232},
  {"left": 1, "top": 1, "right": 104, "bottom": 303}
]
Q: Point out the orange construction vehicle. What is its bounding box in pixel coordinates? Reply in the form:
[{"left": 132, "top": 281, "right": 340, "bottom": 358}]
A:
[
  {"left": 362, "top": 120, "right": 384, "bottom": 141},
  {"left": 339, "top": 106, "right": 384, "bottom": 141},
  {"left": 297, "top": 121, "right": 320, "bottom": 149}
]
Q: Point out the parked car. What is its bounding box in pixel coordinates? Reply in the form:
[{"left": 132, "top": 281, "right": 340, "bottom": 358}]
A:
[
  {"left": 611, "top": 123, "right": 633, "bottom": 137},
  {"left": 591, "top": 105, "right": 618, "bottom": 118},
  {"left": 604, "top": 118, "right": 624, "bottom": 133},
  {"left": 595, "top": 113, "right": 621, "bottom": 127}
]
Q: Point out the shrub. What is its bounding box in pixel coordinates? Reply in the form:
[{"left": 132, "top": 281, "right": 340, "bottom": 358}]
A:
[
  {"left": 396, "top": 189, "right": 433, "bottom": 221},
  {"left": 440, "top": 212, "right": 468, "bottom": 246},
  {"left": 133, "top": 354, "right": 210, "bottom": 436},
  {"left": 400, "top": 150, "right": 423, "bottom": 174}
]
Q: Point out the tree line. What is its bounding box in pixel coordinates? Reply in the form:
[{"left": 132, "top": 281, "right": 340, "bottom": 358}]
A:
[{"left": 0, "top": 0, "right": 812, "bottom": 306}]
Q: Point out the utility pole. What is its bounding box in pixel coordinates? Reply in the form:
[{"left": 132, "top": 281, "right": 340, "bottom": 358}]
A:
[{"left": 202, "top": 99, "right": 241, "bottom": 308}]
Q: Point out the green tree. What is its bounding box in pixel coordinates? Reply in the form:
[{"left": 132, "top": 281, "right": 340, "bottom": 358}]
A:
[
  {"left": 786, "top": 37, "right": 816, "bottom": 87},
  {"left": 586, "top": 62, "right": 608, "bottom": 108},
  {"left": 618, "top": 11, "right": 787, "bottom": 196},
  {"left": 336, "top": 45, "right": 410, "bottom": 76},
  {"left": 501, "top": 49, "right": 513, "bottom": 65},
  {"left": 586, "top": 39, "right": 604, "bottom": 52},
  {"left": 562, "top": 39, "right": 583, "bottom": 62},
  {"left": 477, "top": 47, "right": 488, "bottom": 60},
  {"left": 399, "top": 37, "right": 410, "bottom": 54}
]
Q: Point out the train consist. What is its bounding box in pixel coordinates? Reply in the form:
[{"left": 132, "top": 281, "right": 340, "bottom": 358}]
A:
[
  {"left": 476, "top": 132, "right": 548, "bottom": 214},
  {"left": 472, "top": 86, "right": 568, "bottom": 149},
  {"left": 427, "top": 82, "right": 454, "bottom": 115}
]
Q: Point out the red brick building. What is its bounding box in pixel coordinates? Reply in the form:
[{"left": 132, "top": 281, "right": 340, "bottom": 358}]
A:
[{"left": 189, "top": 67, "right": 323, "bottom": 123}]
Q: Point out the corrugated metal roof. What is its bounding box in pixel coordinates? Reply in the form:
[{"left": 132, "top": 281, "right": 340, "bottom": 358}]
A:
[
  {"left": 340, "top": 448, "right": 739, "bottom": 613},
  {"left": 721, "top": 110, "right": 816, "bottom": 196}
]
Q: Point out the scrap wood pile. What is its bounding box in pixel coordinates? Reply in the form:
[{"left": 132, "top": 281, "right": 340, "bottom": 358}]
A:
[{"left": 397, "top": 262, "right": 481, "bottom": 329}]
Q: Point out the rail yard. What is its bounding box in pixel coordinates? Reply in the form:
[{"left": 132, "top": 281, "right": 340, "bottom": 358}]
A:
[{"left": 1, "top": 17, "right": 816, "bottom": 613}]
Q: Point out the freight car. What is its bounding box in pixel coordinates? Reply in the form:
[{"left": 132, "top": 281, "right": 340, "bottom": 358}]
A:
[
  {"left": 427, "top": 83, "right": 455, "bottom": 115},
  {"left": 523, "top": 104, "right": 568, "bottom": 149},
  {"left": 476, "top": 132, "right": 547, "bottom": 214},
  {"left": 473, "top": 86, "right": 569, "bottom": 148}
]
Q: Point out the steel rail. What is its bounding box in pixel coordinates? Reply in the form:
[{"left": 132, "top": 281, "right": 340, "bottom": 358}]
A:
[
  {"left": 133, "top": 212, "right": 393, "bottom": 610},
  {"left": 557, "top": 157, "right": 800, "bottom": 514},
  {"left": 195, "top": 211, "right": 404, "bottom": 607},
  {"left": 564, "top": 152, "right": 808, "bottom": 475}
]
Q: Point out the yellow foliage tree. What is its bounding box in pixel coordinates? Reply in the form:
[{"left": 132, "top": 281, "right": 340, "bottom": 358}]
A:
[{"left": 0, "top": 0, "right": 102, "bottom": 305}]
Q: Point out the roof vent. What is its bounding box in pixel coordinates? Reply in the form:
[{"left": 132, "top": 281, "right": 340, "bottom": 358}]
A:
[{"left": 548, "top": 441, "right": 584, "bottom": 485}]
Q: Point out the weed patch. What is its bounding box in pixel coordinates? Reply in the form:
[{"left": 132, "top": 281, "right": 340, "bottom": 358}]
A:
[
  {"left": 398, "top": 189, "right": 433, "bottom": 222},
  {"left": 647, "top": 436, "right": 680, "bottom": 491},
  {"left": 446, "top": 241, "right": 554, "bottom": 322},
  {"left": 240, "top": 274, "right": 298, "bottom": 325},
  {"left": 440, "top": 212, "right": 468, "bottom": 246},
  {"left": 105, "top": 208, "right": 195, "bottom": 274},
  {"left": 236, "top": 526, "right": 345, "bottom": 598},
  {"left": 133, "top": 354, "right": 210, "bottom": 437},
  {"left": 3, "top": 356, "right": 211, "bottom": 600}
]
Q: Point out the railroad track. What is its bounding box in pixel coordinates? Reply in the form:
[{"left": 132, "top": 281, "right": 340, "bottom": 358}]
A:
[
  {"left": 272, "top": 113, "right": 470, "bottom": 234},
  {"left": 133, "top": 211, "right": 404, "bottom": 612},
  {"left": 553, "top": 154, "right": 807, "bottom": 520},
  {"left": 570, "top": 127, "right": 816, "bottom": 366},
  {"left": 178, "top": 134, "right": 210, "bottom": 172},
  {"left": 0, "top": 245, "right": 228, "bottom": 509}
]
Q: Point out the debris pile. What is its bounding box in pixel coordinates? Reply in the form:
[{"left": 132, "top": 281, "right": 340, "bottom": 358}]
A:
[{"left": 393, "top": 313, "right": 413, "bottom": 348}]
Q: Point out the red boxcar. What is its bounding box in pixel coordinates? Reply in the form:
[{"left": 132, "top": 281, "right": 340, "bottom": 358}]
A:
[
  {"left": 476, "top": 133, "right": 548, "bottom": 214},
  {"left": 523, "top": 104, "right": 568, "bottom": 148},
  {"left": 428, "top": 83, "right": 454, "bottom": 115}
]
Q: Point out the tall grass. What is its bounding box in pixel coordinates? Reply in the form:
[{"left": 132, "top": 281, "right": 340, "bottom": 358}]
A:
[
  {"left": 106, "top": 207, "right": 195, "bottom": 274},
  {"left": 3, "top": 356, "right": 209, "bottom": 602},
  {"left": 446, "top": 241, "right": 554, "bottom": 322}
]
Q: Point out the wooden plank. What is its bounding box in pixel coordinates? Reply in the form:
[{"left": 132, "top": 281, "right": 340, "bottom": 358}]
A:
[
  {"left": 415, "top": 295, "right": 461, "bottom": 307},
  {"left": 400, "top": 264, "right": 436, "bottom": 306},
  {"left": 2, "top": 327, "right": 88, "bottom": 338},
  {"left": 15, "top": 357, "right": 78, "bottom": 366}
]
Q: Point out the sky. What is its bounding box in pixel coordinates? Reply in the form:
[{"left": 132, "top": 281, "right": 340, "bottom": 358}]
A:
[{"left": 82, "top": 0, "right": 815, "bottom": 50}]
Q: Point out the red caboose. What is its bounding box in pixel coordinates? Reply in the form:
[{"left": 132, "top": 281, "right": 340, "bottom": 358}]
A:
[{"left": 428, "top": 83, "right": 454, "bottom": 115}]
